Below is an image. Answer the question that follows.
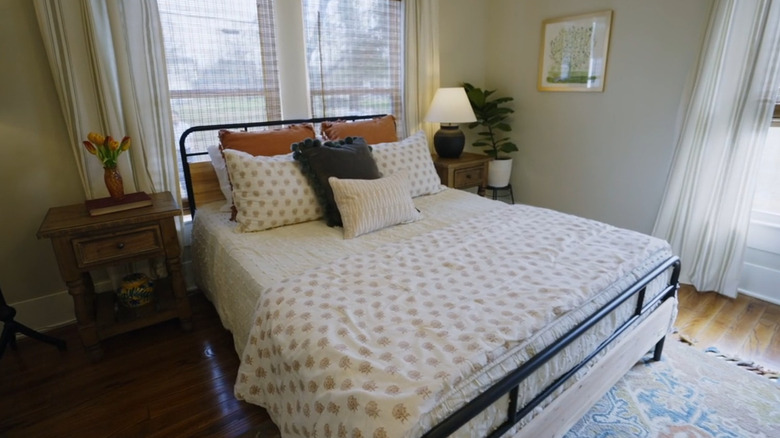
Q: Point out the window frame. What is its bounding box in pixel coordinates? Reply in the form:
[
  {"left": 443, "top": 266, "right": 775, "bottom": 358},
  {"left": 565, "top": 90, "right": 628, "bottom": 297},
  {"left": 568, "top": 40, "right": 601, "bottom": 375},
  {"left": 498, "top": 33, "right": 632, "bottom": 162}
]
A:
[{"left": 159, "top": 0, "right": 406, "bottom": 206}]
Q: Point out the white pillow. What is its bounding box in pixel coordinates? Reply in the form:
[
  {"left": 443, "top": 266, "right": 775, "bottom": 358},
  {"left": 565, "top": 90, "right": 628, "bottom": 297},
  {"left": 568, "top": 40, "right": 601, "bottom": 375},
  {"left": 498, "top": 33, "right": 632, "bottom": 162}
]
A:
[
  {"left": 329, "top": 172, "right": 422, "bottom": 239},
  {"left": 206, "top": 145, "right": 233, "bottom": 212},
  {"left": 371, "top": 130, "right": 444, "bottom": 197},
  {"left": 222, "top": 149, "right": 322, "bottom": 232}
]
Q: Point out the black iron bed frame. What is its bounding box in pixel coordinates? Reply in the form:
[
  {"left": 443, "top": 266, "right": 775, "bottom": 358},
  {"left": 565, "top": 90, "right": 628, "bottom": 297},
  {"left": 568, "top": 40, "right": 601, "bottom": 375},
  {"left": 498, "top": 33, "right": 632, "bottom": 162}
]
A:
[
  {"left": 178, "top": 114, "right": 386, "bottom": 214},
  {"left": 179, "top": 115, "right": 681, "bottom": 438}
]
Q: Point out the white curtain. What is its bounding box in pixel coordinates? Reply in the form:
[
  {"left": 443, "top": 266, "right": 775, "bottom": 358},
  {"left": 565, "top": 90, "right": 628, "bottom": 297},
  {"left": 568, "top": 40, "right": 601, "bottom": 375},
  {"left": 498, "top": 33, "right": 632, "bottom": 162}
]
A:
[
  {"left": 34, "top": 0, "right": 179, "bottom": 202},
  {"left": 404, "top": 0, "right": 439, "bottom": 142},
  {"left": 653, "top": 0, "right": 780, "bottom": 297}
]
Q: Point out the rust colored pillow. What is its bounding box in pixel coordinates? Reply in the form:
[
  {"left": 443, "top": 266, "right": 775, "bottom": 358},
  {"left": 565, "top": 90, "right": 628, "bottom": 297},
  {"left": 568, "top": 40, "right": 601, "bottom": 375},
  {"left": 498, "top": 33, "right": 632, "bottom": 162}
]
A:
[
  {"left": 219, "top": 124, "right": 316, "bottom": 156},
  {"left": 321, "top": 115, "right": 398, "bottom": 144}
]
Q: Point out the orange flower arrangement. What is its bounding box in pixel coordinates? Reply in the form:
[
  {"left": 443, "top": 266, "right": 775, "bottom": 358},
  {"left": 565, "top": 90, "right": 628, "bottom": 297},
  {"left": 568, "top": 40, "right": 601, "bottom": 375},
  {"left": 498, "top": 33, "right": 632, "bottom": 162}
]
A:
[{"left": 83, "top": 132, "right": 131, "bottom": 168}]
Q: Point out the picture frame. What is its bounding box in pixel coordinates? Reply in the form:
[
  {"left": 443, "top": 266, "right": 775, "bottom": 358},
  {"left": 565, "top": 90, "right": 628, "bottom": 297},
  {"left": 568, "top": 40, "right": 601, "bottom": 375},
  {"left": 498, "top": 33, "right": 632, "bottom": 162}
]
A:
[{"left": 538, "top": 10, "right": 613, "bottom": 92}]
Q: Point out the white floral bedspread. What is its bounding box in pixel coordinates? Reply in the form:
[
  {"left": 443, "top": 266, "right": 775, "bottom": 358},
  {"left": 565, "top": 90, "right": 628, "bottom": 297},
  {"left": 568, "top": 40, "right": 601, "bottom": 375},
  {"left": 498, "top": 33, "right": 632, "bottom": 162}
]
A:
[{"left": 234, "top": 204, "right": 672, "bottom": 438}]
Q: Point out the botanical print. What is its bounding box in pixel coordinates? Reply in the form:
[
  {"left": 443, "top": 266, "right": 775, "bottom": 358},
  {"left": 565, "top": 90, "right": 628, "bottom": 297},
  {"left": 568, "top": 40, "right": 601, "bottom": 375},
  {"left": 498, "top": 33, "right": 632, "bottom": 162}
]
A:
[
  {"left": 539, "top": 11, "right": 612, "bottom": 92},
  {"left": 546, "top": 24, "right": 596, "bottom": 84}
]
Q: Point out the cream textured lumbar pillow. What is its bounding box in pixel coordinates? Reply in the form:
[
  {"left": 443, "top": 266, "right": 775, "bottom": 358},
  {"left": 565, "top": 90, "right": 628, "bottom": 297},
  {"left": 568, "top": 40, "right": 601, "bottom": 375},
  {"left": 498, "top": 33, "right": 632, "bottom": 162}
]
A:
[
  {"left": 223, "top": 149, "right": 322, "bottom": 232},
  {"left": 329, "top": 172, "right": 422, "bottom": 239}
]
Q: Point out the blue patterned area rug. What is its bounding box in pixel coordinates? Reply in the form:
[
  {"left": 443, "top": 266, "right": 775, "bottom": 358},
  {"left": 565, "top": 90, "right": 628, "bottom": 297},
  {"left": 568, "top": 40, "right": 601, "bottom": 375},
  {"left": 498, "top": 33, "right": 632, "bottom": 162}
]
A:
[{"left": 565, "top": 339, "right": 780, "bottom": 437}]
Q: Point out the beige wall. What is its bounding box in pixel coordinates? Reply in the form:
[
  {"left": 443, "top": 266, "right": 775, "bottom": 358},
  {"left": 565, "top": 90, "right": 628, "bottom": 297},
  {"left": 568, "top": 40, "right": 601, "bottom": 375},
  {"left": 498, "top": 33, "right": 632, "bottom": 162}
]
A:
[
  {"left": 2, "top": 0, "right": 712, "bottom": 329},
  {"left": 439, "top": 0, "right": 486, "bottom": 88},
  {"left": 0, "top": 0, "right": 82, "bottom": 327},
  {"left": 479, "top": 0, "right": 713, "bottom": 233}
]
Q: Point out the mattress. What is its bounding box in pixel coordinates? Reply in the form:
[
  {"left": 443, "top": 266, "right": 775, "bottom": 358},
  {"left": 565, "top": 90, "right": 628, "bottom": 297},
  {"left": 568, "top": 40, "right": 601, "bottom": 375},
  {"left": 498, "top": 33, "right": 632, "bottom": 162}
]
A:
[{"left": 192, "top": 188, "right": 675, "bottom": 437}]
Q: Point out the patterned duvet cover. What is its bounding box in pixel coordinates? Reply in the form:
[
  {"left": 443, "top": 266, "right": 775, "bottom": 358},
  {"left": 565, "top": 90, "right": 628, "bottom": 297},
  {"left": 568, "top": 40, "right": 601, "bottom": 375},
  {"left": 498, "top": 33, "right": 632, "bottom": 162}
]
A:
[{"left": 217, "top": 198, "right": 673, "bottom": 437}]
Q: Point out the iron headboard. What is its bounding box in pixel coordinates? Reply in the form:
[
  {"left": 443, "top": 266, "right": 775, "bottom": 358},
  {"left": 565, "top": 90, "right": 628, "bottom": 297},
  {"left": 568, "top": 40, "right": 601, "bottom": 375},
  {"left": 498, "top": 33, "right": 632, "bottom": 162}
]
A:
[{"left": 178, "top": 114, "right": 386, "bottom": 215}]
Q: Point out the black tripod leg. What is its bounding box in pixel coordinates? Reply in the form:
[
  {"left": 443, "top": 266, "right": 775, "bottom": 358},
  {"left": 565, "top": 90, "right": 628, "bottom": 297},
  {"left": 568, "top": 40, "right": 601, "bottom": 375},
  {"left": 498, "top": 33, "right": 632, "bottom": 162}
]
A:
[
  {"left": 0, "top": 324, "right": 13, "bottom": 358},
  {"left": 15, "top": 322, "right": 67, "bottom": 351}
]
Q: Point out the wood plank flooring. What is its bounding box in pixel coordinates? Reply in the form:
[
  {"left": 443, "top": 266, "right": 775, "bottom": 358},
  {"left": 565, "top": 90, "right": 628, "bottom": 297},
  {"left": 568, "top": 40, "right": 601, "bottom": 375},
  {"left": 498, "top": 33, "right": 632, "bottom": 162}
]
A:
[
  {"left": 0, "top": 293, "right": 273, "bottom": 438},
  {"left": 1, "top": 287, "right": 778, "bottom": 437},
  {"left": 675, "top": 284, "right": 780, "bottom": 371}
]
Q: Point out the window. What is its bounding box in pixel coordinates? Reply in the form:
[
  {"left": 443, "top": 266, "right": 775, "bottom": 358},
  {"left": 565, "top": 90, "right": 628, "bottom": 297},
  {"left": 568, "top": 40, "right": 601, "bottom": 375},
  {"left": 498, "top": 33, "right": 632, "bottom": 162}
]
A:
[
  {"left": 751, "top": 98, "right": 780, "bottom": 215},
  {"left": 158, "top": 0, "right": 281, "bottom": 154},
  {"left": 302, "top": 0, "right": 403, "bottom": 122},
  {"left": 158, "top": 0, "right": 405, "bottom": 202}
]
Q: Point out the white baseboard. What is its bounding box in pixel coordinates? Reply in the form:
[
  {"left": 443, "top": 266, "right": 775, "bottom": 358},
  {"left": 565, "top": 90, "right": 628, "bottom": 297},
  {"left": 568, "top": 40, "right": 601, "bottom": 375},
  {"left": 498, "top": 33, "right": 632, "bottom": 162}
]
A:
[
  {"left": 8, "top": 259, "right": 197, "bottom": 333},
  {"left": 739, "top": 262, "right": 780, "bottom": 306},
  {"left": 11, "top": 289, "right": 76, "bottom": 332}
]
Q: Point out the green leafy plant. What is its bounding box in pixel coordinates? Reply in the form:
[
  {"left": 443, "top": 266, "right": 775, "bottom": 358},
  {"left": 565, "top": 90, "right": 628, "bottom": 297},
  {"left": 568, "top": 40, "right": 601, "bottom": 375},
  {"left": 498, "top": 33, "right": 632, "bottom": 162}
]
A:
[{"left": 463, "top": 83, "right": 518, "bottom": 159}]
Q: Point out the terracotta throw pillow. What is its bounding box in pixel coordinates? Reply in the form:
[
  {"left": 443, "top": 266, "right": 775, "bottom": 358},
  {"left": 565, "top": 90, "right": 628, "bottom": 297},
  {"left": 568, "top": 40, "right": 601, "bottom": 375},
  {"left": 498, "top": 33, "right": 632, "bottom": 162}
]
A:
[
  {"left": 219, "top": 124, "right": 316, "bottom": 156},
  {"left": 292, "top": 137, "right": 381, "bottom": 227},
  {"left": 321, "top": 115, "right": 398, "bottom": 144}
]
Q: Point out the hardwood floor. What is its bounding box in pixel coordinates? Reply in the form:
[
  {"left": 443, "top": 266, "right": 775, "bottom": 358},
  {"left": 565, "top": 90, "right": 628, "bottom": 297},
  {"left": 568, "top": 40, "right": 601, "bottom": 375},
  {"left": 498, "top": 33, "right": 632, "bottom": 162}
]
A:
[
  {"left": 1, "top": 287, "right": 778, "bottom": 437},
  {"left": 0, "top": 293, "right": 273, "bottom": 438},
  {"left": 675, "top": 284, "right": 780, "bottom": 371}
]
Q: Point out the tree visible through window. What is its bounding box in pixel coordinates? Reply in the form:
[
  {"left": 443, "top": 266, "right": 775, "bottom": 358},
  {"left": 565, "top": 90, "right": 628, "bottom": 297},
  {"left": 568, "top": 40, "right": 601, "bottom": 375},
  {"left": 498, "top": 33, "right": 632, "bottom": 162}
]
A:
[
  {"left": 158, "top": 0, "right": 281, "bottom": 154},
  {"left": 303, "top": 0, "right": 403, "bottom": 126}
]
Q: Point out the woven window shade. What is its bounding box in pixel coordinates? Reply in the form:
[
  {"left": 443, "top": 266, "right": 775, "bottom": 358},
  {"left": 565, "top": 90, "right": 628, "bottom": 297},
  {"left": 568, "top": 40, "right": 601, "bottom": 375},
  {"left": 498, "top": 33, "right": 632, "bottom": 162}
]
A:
[
  {"left": 158, "top": 0, "right": 282, "bottom": 153},
  {"left": 303, "top": 0, "right": 403, "bottom": 122}
]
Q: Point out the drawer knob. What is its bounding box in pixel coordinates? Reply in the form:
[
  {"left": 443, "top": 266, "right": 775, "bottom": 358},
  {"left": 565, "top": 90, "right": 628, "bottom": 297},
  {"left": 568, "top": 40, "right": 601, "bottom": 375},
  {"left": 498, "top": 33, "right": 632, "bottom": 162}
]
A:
[{"left": 116, "top": 242, "right": 125, "bottom": 249}]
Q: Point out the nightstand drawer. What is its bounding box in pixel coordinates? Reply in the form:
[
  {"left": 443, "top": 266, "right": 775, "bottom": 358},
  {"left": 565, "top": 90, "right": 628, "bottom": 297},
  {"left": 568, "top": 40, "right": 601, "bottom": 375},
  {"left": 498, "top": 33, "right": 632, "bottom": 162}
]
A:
[
  {"left": 73, "top": 226, "right": 163, "bottom": 268},
  {"left": 453, "top": 166, "right": 484, "bottom": 188}
]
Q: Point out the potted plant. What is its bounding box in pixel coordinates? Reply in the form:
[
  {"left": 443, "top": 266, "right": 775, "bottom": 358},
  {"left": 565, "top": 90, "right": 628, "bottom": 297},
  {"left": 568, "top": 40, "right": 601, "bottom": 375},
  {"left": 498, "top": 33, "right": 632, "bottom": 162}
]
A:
[{"left": 463, "top": 82, "right": 518, "bottom": 187}]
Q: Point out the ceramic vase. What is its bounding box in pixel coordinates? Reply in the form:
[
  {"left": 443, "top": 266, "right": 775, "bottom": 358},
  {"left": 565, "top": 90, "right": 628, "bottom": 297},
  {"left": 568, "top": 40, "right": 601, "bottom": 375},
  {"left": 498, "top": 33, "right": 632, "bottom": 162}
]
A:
[
  {"left": 104, "top": 166, "right": 124, "bottom": 200},
  {"left": 117, "top": 273, "right": 154, "bottom": 308}
]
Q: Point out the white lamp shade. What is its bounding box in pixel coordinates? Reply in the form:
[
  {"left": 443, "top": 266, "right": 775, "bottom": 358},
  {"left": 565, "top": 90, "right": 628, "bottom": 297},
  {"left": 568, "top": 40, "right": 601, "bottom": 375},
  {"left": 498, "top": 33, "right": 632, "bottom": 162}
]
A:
[{"left": 424, "top": 87, "right": 477, "bottom": 123}]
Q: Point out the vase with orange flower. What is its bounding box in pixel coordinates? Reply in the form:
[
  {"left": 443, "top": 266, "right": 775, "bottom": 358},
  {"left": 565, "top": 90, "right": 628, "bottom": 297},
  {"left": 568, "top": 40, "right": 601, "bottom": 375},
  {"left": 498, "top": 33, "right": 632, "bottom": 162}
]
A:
[{"left": 83, "top": 132, "right": 131, "bottom": 200}]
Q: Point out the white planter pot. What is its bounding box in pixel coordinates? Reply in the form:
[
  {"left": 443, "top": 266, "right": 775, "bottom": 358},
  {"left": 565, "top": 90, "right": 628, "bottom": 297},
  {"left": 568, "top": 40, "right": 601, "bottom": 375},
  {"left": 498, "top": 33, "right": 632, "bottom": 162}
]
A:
[{"left": 487, "top": 158, "right": 513, "bottom": 188}]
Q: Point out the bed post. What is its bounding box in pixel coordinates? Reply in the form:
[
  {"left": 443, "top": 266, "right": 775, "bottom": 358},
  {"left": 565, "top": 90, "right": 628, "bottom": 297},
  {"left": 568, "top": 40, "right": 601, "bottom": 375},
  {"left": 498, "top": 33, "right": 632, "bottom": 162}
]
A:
[
  {"left": 653, "top": 336, "right": 666, "bottom": 361},
  {"left": 653, "top": 258, "right": 681, "bottom": 362}
]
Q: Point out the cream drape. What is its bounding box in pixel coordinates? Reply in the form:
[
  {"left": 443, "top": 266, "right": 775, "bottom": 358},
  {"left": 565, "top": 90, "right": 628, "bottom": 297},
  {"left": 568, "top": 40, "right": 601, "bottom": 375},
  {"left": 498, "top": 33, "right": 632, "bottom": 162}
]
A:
[
  {"left": 653, "top": 0, "right": 780, "bottom": 297},
  {"left": 34, "top": 0, "right": 179, "bottom": 202},
  {"left": 404, "top": 0, "right": 439, "bottom": 142}
]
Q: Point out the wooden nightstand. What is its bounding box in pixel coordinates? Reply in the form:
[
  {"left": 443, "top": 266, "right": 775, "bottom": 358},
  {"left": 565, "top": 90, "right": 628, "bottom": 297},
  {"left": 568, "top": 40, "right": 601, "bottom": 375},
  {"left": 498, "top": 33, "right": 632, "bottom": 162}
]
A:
[
  {"left": 433, "top": 152, "right": 491, "bottom": 196},
  {"left": 37, "top": 191, "right": 191, "bottom": 360}
]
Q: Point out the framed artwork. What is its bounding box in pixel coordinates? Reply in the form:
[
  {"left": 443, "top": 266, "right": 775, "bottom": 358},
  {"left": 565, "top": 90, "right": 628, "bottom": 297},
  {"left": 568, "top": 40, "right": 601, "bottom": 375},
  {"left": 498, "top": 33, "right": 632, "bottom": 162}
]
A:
[{"left": 538, "top": 10, "right": 613, "bottom": 92}]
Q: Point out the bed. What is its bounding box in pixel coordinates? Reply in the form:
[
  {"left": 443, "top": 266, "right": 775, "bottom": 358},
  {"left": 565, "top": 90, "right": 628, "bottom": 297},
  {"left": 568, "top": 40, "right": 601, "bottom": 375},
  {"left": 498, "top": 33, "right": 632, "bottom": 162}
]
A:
[{"left": 179, "top": 116, "right": 681, "bottom": 438}]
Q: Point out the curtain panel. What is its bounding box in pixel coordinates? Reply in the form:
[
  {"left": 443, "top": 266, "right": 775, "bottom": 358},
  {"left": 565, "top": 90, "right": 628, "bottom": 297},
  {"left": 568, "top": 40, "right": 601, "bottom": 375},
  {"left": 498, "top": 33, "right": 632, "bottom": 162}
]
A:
[
  {"left": 404, "top": 0, "right": 440, "bottom": 143},
  {"left": 34, "top": 0, "right": 179, "bottom": 202},
  {"left": 653, "top": 0, "right": 780, "bottom": 297}
]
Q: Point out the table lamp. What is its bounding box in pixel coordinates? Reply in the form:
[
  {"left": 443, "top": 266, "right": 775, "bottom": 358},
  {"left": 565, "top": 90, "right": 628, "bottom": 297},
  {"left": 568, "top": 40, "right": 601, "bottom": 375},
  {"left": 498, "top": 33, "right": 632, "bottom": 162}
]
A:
[{"left": 424, "top": 87, "right": 477, "bottom": 158}]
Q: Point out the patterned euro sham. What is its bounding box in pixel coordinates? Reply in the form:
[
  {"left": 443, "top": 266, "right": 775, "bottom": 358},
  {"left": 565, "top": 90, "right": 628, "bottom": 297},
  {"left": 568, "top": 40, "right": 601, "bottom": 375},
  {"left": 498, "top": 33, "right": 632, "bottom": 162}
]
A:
[
  {"left": 372, "top": 130, "right": 444, "bottom": 198},
  {"left": 222, "top": 149, "right": 322, "bottom": 232}
]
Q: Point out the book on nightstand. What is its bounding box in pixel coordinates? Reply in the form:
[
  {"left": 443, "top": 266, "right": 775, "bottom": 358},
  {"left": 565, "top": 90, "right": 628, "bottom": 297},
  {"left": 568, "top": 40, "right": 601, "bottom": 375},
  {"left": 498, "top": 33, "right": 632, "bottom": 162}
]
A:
[{"left": 85, "top": 192, "right": 153, "bottom": 216}]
